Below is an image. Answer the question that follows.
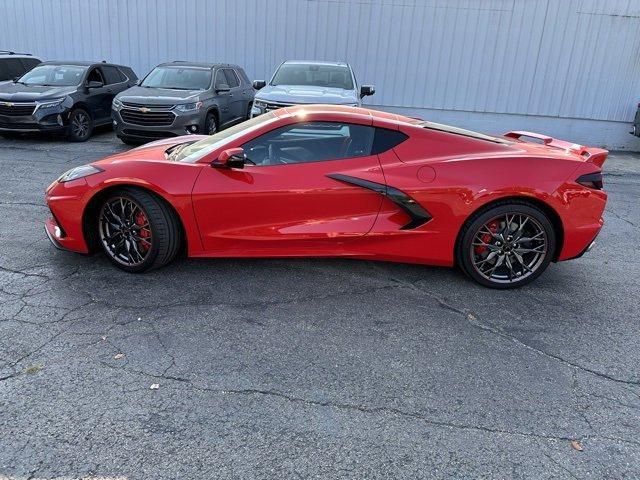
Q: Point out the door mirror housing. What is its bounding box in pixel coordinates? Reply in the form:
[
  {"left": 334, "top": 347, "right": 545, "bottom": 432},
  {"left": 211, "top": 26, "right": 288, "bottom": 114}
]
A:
[
  {"left": 253, "top": 80, "right": 266, "bottom": 90},
  {"left": 87, "top": 80, "right": 104, "bottom": 89},
  {"left": 360, "top": 84, "right": 375, "bottom": 98},
  {"left": 213, "top": 147, "right": 245, "bottom": 169}
]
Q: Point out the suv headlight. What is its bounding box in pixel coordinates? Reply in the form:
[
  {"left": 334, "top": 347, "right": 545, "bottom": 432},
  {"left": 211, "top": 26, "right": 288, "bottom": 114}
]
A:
[
  {"left": 112, "top": 98, "right": 123, "bottom": 110},
  {"left": 58, "top": 165, "right": 104, "bottom": 183},
  {"left": 35, "top": 98, "right": 65, "bottom": 111},
  {"left": 254, "top": 100, "right": 267, "bottom": 110},
  {"left": 175, "top": 101, "right": 203, "bottom": 112}
]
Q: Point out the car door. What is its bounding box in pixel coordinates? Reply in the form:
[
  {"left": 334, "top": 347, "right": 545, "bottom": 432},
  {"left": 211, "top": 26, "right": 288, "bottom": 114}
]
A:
[
  {"left": 84, "top": 67, "right": 110, "bottom": 122},
  {"left": 213, "top": 69, "right": 232, "bottom": 125},
  {"left": 191, "top": 120, "right": 385, "bottom": 254},
  {"left": 223, "top": 68, "right": 244, "bottom": 121}
]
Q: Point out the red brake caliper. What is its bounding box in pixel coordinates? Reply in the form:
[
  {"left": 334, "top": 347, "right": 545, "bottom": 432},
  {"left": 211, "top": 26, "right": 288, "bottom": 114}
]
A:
[
  {"left": 135, "top": 212, "right": 150, "bottom": 251},
  {"left": 474, "top": 220, "right": 498, "bottom": 255}
]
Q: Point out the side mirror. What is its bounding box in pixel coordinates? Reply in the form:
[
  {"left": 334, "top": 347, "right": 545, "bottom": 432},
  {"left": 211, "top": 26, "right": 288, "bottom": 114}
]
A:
[
  {"left": 253, "top": 80, "right": 266, "bottom": 90},
  {"left": 212, "top": 147, "right": 245, "bottom": 169},
  {"left": 360, "top": 84, "right": 375, "bottom": 98},
  {"left": 216, "top": 83, "right": 231, "bottom": 94},
  {"left": 87, "top": 80, "right": 104, "bottom": 89}
]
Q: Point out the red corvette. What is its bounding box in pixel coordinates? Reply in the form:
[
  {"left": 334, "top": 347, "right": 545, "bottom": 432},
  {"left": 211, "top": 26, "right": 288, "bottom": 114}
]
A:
[{"left": 45, "top": 105, "right": 607, "bottom": 288}]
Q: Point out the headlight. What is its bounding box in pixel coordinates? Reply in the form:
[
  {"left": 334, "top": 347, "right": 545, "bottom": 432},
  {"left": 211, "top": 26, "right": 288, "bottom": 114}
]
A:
[
  {"left": 35, "top": 98, "right": 65, "bottom": 111},
  {"left": 254, "top": 100, "right": 267, "bottom": 110},
  {"left": 58, "top": 165, "right": 104, "bottom": 183},
  {"left": 112, "top": 98, "right": 123, "bottom": 110},
  {"left": 175, "top": 101, "right": 203, "bottom": 112}
]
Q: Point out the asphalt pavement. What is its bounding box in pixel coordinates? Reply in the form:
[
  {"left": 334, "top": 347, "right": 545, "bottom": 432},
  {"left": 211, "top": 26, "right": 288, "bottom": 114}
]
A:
[{"left": 1, "top": 130, "right": 639, "bottom": 479}]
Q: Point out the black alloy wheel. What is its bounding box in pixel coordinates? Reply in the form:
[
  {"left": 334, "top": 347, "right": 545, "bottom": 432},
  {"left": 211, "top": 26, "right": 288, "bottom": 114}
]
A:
[
  {"left": 68, "top": 108, "right": 93, "bottom": 142},
  {"left": 457, "top": 202, "right": 556, "bottom": 288},
  {"left": 205, "top": 112, "right": 218, "bottom": 135}
]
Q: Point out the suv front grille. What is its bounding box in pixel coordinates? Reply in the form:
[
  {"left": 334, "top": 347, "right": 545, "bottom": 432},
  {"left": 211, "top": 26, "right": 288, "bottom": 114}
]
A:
[
  {"left": 121, "top": 107, "right": 176, "bottom": 126},
  {"left": 0, "top": 102, "right": 36, "bottom": 116},
  {"left": 264, "top": 100, "right": 296, "bottom": 112},
  {"left": 122, "top": 101, "right": 175, "bottom": 109}
]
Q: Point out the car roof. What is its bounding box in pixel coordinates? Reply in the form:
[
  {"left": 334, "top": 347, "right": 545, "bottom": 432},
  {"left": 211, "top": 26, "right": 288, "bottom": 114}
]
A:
[
  {"left": 282, "top": 60, "right": 349, "bottom": 67},
  {"left": 0, "top": 53, "right": 39, "bottom": 60},
  {"left": 157, "top": 61, "right": 242, "bottom": 69}
]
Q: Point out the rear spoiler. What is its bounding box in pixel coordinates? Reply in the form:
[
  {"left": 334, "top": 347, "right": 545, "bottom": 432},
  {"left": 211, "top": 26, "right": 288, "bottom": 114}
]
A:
[{"left": 504, "top": 131, "right": 608, "bottom": 168}]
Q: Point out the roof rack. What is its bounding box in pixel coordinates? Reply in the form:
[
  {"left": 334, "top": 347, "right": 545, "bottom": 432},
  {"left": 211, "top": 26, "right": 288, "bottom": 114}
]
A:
[{"left": 0, "top": 50, "right": 32, "bottom": 56}]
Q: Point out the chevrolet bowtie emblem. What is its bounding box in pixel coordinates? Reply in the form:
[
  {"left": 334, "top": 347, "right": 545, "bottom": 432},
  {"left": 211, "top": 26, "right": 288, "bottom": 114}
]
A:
[
  {"left": 1, "top": 102, "right": 13, "bottom": 107},
  {"left": 139, "top": 107, "right": 150, "bottom": 113}
]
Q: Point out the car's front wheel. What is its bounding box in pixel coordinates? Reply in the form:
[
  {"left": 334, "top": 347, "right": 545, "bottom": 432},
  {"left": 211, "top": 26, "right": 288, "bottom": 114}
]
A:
[
  {"left": 204, "top": 111, "right": 218, "bottom": 135},
  {"left": 457, "top": 201, "right": 556, "bottom": 289},
  {"left": 97, "top": 187, "right": 182, "bottom": 273},
  {"left": 67, "top": 108, "right": 93, "bottom": 142}
]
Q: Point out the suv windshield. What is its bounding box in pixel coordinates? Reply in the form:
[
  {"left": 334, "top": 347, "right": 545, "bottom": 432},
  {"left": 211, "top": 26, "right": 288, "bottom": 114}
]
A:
[
  {"left": 141, "top": 66, "right": 212, "bottom": 90},
  {"left": 18, "top": 64, "right": 86, "bottom": 86},
  {"left": 271, "top": 64, "right": 353, "bottom": 90},
  {"left": 175, "top": 112, "right": 278, "bottom": 163}
]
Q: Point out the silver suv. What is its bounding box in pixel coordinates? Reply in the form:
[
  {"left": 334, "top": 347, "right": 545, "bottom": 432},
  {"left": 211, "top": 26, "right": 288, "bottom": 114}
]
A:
[{"left": 251, "top": 61, "right": 374, "bottom": 117}]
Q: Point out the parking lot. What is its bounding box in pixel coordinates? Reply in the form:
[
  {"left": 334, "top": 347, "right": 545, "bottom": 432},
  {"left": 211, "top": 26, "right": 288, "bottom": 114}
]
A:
[{"left": 0, "top": 131, "right": 639, "bottom": 479}]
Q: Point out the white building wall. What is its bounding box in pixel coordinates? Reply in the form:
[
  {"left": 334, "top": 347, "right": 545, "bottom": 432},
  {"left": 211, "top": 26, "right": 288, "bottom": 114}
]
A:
[{"left": 1, "top": 0, "right": 639, "bottom": 149}]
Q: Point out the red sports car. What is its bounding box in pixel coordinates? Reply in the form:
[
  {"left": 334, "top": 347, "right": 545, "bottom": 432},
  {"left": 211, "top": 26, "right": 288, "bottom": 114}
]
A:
[{"left": 45, "top": 105, "right": 607, "bottom": 288}]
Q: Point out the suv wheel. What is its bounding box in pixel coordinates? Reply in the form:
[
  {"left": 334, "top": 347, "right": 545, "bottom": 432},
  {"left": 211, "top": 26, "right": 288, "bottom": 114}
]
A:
[
  {"left": 204, "top": 112, "right": 217, "bottom": 135},
  {"left": 67, "top": 108, "right": 93, "bottom": 142}
]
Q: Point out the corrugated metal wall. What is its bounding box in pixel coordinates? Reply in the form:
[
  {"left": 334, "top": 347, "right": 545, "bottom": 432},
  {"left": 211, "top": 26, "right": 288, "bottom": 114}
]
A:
[{"left": 1, "top": 0, "right": 640, "bottom": 148}]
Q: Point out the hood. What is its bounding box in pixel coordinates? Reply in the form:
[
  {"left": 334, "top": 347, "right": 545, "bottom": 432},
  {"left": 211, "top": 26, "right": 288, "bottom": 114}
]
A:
[
  {"left": 256, "top": 84, "right": 358, "bottom": 105},
  {"left": 0, "top": 82, "right": 77, "bottom": 102},
  {"left": 116, "top": 86, "right": 203, "bottom": 105},
  {"left": 92, "top": 135, "right": 208, "bottom": 166}
]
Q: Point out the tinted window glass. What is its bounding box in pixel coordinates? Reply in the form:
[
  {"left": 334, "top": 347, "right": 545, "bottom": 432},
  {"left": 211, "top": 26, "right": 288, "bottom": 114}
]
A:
[
  {"left": 141, "top": 66, "right": 212, "bottom": 90},
  {"left": 19, "top": 64, "right": 86, "bottom": 86},
  {"left": 242, "top": 121, "right": 375, "bottom": 166},
  {"left": 223, "top": 69, "right": 239, "bottom": 88},
  {"left": 371, "top": 128, "right": 408, "bottom": 154},
  {"left": 87, "top": 68, "right": 105, "bottom": 84},
  {"left": 102, "top": 65, "right": 123, "bottom": 84},
  {"left": 214, "top": 70, "right": 227, "bottom": 88},
  {"left": 271, "top": 63, "right": 353, "bottom": 90},
  {"left": 0, "top": 62, "right": 10, "bottom": 81}
]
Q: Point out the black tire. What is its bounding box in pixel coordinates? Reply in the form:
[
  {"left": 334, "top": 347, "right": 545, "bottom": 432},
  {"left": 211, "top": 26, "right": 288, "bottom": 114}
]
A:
[
  {"left": 67, "top": 108, "right": 93, "bottom": 142},
  {"left": 204, "top": 111, "right": 218, "bottom": 135},
  {"left": 456, "top": 200, "right": 556, "bottom": 289},
  {"left": 97, "top": 187, "right": 182, "bottom": 273}
]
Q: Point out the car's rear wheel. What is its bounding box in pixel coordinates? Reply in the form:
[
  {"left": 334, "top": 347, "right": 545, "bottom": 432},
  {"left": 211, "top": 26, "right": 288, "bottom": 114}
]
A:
[
  {"left": 457, "top": 201, "right": 556, "bottom": 289},
  {"left": 67, "top": 108, "right": 93, "bottom": 142},
  {"left": 97, "top": 187, "right": 182, "bottom": 273}
]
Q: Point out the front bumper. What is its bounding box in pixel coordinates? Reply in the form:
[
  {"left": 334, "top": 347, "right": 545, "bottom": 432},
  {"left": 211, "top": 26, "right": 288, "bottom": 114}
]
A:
[
  {"left": 112, "top": 107, "right": 206, "bottom": 141},
  {"left": 44, "top": 178, "right": 91, "bottom": 254},
  {"left": 0, "top": 105, "right": 69, "bottom": 133}
]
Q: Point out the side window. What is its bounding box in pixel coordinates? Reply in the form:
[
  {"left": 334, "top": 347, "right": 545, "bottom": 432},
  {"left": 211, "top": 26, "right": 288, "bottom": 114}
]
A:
[
  {"left": 0, "top": 61, "right": 9, "bottom": 81},
  {"left": 86, "top": 67, "right": 105, "bottom": 85},
  {"left": 242, "top": 121, "right": 375, "bottom": 166},
  {"left": 223, "top": 69, "right": 240, "bottom": 88},
  {"left": 214, "top": 70, "right": 227, "bottom": 89},
  {"left": 371, "top": 128, "right": 409, "bottom": 154},
  {"left": 102, "top": 65, "right": 123, "bottom": 84}
]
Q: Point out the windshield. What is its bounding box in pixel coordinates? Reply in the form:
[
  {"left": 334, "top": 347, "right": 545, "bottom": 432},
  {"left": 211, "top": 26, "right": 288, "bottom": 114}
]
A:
[
  {"left": 175, "top": 112, "right": 278, "bottom": 163},
  {"left": 18, "top": 64, "right": 86, "bottom": 86},
  {"left": 271, "top": 63, "right": 354, "bottom": 90},
  {"left": 141, "top": 66, "right": 212, "bottom": 90}
]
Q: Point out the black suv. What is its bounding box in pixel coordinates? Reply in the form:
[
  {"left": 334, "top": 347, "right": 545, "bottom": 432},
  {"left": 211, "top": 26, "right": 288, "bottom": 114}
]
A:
[
  {"left": 0, "top": 61, "right": 137, "bottom": 141},
  {"left": 112, "top": 61, "right": 254, "bottom": 144},
  {"left": 0, "top": 51, "right": 41, "bottom": 82}
]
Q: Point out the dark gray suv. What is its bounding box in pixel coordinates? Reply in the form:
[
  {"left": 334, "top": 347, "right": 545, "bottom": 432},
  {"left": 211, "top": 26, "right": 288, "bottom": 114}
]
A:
[{"left": 112, "top": 61, "right": 254, "bottom": 144}]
